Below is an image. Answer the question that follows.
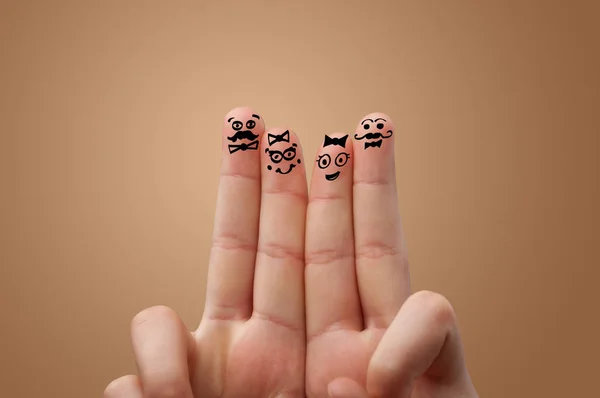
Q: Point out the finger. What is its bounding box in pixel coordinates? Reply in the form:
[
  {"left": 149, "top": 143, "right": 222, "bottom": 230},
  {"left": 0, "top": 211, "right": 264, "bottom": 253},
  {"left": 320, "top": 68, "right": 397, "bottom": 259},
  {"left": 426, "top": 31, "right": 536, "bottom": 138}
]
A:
[
  {"left": 252, "top": 127, "right": 307, "bottom": 331},
  {"left": 352, "top": 112, "right": 410, "bottom": 329},
  {"left": 328, "top": 377, "right": 369, "bottom": 398},
  {"left": 103, "top": 375, "right": 143, "bottom": 398},
  {"left": 131, "top": 306, "right": 195, "bottom": 398},
  {"left": 204, "top": 107, "right": 265, "bottom": 321},
  {"left": 367, "top": 291, "right": 475, "bottom": 398},
  {"left": 305, "top": 133, "right": 362, "bottom": 339}
]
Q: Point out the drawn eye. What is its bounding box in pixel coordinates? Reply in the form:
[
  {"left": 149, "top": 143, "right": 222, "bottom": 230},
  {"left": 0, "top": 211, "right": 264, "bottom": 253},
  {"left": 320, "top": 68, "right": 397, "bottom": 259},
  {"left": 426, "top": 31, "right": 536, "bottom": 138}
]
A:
[
  {"left": 246, "top": 120, "right": 256, "bottom": 129},
  {"left": 363, "top": 123, "right": 370, "bottom": 130},
  {"left": 317, "top": 154, "right": 331, "bottom": 169},
  {"left": 270, "top": 152, "right": 283, "bottom": 163},
  {"left": 376, "top": 123, "right": 384, "bottom": 129},
  {"left": 283, "top": 147, "right": 297, "bottom": 161},
  {"left": 232, "top": 120, "right": 243, "bottom": 130},
  {"left": 335, "top": 153, "right": 350, "bottom": 167}
]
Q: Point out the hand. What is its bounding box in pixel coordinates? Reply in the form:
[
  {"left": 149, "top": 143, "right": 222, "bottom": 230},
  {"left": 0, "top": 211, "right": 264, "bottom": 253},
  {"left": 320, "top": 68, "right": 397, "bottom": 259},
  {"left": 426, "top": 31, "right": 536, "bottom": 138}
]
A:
[
  {"left": 104, "top": 107, "right": 308, "bottom": 398},
  {"left": 304, "top": 113, "right": 478, "bottom": 397}
]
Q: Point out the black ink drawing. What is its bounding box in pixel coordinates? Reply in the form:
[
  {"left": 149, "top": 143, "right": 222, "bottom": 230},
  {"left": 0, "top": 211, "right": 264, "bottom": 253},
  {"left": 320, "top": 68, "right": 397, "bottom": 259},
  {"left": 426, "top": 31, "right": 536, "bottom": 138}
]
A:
[
  {"left": 265, "top": 130, "right": 301, "bottom": 174},
  {"left": 267, "top": 130, "right": 290, "bottom": 146},
  {"left": 323, "top": 134, "right": 348, "bottom": 147},
  {"left": 226, "top": 113, "right": 261, "bottom": 154},
  {"left": 354, "top": 118, "right": 393, "bottom": 149},
  {"left": 317, "top": 134, "right": 350, "bottom": 181}
]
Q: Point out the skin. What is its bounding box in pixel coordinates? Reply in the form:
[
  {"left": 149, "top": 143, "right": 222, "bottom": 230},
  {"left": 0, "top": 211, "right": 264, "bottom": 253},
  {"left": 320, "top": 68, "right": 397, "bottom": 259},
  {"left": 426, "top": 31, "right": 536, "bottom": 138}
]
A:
[{"left": 103, "top": 108, "right": 478, "bottom": 398}]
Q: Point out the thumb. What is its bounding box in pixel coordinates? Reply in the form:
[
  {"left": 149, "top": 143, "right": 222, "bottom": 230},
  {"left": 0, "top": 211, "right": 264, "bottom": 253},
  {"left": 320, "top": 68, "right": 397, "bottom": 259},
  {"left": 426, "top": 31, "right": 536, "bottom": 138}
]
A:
[
  {"left": 366, "top": 291, "right": 477, "bottom": 398},
  {"left": 327, "top": 377, "right": 369, "bottom": 398}
]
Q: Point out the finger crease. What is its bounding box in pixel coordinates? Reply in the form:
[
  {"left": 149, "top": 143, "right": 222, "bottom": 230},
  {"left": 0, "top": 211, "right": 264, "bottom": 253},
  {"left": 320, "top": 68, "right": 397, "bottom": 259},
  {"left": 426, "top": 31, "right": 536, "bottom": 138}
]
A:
[
  {"left": 212, "top": 234, "right": 257, "bottom": 253},
  {"left": 220, "top": 172, "right": 261, "bottom": 182},
  {"left": 263, "top": 189, "right": 308, "bottom": 204},
  {"left": 353, "top": 179, "right": 392, "bottom": 187},
  {"left": 305, "top": 248, "right": 354, "bottom": 266},
  {"left": 307, "top": 319, "right": 358, "bottom": 342},
  {"left": 354, "top": 178, "right": 392, "bottom": 186},
  {"left": 364, "top": 314, "right": 394, "bottom": 330},
  {"left": 204, "top": 302, "right": 251, "bottom": 322},
  {"left": 252, "top": 310, "right": 303, "bottom": 333},
  {"left": 355, "top": 242, "right": 400, "bottom": 260},
  {"left": 257, "top": 242, "right": 304, "bottom": 263},
  {"left": 274, "top": 389, "right": 305, "bottom": 398},
  {"left": 308, "top": 194, "right": 346, "bottom": 204}
]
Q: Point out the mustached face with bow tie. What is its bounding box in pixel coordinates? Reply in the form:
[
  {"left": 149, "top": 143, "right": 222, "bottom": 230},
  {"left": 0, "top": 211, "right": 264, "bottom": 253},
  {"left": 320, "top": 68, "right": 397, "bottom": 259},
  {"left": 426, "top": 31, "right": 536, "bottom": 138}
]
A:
[
  {"left": 316, "top": 134, "right": 351, "bottom": 182},
  {"left": 264, "top": 129, "right": 302, "bottom": 175},
  {"left": 225, "top": 109, "right": 264, "bottom": 154},
  {"left": 354, "top": 115, "right": 394, "bottom": 150}
]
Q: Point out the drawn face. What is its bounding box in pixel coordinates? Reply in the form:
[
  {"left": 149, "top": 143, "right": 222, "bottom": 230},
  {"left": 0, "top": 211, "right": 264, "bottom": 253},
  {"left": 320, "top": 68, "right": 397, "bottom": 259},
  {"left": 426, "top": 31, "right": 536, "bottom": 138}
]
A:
[
  {"left": 264, "top": 129, "right": 301, "bottom": 175},
  {"left": 316, "top": 134, "right": 350, "bottom": 181},
  {"left": 224, "top": 108, "right": 264, "bottom": 154},
  {"left": 354, "top": 113, "right": 394, "bottom": 150}
]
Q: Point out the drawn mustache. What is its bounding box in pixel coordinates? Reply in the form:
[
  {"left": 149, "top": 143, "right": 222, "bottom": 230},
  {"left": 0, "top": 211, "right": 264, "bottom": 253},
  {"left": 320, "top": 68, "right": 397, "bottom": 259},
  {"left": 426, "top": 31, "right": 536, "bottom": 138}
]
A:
[
  {"left": 354, "top": 130, "right": 393, "bottom": 140},
  {"left": 227, "top": 130, "right": 259, "bottom": 142}
]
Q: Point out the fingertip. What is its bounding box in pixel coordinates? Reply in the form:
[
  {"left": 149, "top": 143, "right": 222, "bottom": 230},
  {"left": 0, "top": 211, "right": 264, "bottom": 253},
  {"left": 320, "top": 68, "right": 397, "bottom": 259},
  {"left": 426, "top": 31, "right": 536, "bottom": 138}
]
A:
[
  {"left": 353, "top": 112, "right": 395, "bottom": 153},
  {"left": 261, "top": 127, "right": 306, "bottom": 186},
  {"left": 313, "top": 132, "right": 353, "bottom": 184},
  {"left": 222, "top": 106, "right": 264, "bottom": 157},
  {"left": 355, "top": 111, "right": 395, "bottom": 132},
  {"left": 221, "top": 107, "right": 264, "bottom": 180},
  {"left": 352, "top": 111, "right": 397, "bottom": 187},
  {"left": 223, "top": 106, "right": 265, "bottom": 129}
]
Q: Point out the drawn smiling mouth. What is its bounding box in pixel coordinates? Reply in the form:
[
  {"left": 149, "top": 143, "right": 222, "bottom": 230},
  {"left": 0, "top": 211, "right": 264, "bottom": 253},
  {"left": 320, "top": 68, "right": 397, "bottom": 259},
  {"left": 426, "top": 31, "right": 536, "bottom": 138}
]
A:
[
  {"left": 325, "top": 171, "right": 340, "bottom": 181},
  {"left": 275, "top": 164, "right": 296, "bottom": 175}
]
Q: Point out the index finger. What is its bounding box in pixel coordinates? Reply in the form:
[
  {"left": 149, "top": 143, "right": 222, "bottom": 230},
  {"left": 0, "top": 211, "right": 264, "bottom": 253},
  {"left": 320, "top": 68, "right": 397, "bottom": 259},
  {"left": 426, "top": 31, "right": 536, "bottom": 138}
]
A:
[{"left": 204, "top": 107, "right": 264, "bottom": 321}]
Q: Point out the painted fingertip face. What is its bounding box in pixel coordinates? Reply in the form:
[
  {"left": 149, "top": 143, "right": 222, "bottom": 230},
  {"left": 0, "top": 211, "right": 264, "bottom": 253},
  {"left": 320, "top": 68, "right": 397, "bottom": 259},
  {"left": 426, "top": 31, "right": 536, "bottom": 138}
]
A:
[
  {"left": 354, "top": 113, "right": 394, "bottom": 150},
  {"left": 317, "top": 134, "right": 350, "bottom": 181},
  {"left": 224, "top": 108, "right": 264, "bottom": 154},
  {"left": 264, "top": 129, "right": 301, "bottom": 175}
]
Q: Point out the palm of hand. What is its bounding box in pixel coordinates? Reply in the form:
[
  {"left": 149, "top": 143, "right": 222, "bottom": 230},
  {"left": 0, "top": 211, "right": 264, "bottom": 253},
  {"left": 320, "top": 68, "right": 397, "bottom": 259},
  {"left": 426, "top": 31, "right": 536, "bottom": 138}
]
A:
[
  {"left": 192, "top": 320, "right": 305, "bottom": 397},
  {"left": 307, "top": 330, "right": 381, "bottom": 393}
]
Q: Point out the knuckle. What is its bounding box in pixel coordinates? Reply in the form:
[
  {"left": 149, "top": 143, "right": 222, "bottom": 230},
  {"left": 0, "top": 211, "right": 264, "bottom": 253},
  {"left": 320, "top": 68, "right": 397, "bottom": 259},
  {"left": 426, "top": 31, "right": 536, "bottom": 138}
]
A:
[
  {"left": 145, "top": 379, "right": 191, "bottom": 398},
  {"left": 411, "top": 290, "right": 456, "bottom": 327},
  {"left": 131, "top": 305, "right": 176, "bottom": 329},
  {"left": 103, "top": 375, "right": 137, "bottom": 397}
]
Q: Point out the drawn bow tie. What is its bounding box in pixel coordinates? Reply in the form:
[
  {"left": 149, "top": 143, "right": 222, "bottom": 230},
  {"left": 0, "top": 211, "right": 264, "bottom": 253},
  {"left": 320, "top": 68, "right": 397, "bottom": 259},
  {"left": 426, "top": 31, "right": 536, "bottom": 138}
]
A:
[
  {"left": 228, "top": 140, "right": 259, "bottom": 153},
  {"left": 323, "top": 135, "right": 348, "bottom": 147},
  {"left": 364, "top": 140, "right": 382, "bottom": 149},
  {"left": 268, "top": 130, "right": 290, "bottom": 146}
]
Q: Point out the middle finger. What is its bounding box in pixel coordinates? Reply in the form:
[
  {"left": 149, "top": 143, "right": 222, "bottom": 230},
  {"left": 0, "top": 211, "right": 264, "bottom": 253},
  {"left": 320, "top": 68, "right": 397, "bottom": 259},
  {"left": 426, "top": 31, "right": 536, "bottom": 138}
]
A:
[{"left": 252, "top": 127, "right": 308, "bottom": 331}]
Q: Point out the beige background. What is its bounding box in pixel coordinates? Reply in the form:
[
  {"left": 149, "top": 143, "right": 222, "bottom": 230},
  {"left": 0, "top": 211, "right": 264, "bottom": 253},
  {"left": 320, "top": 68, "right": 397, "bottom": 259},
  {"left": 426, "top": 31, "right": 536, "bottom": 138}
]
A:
[{"left": 1, "top": 1, "right": 599, "bottom": 397}]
